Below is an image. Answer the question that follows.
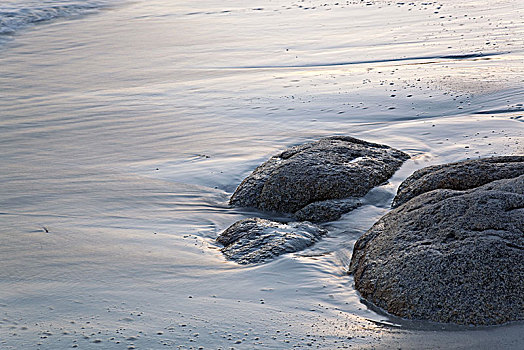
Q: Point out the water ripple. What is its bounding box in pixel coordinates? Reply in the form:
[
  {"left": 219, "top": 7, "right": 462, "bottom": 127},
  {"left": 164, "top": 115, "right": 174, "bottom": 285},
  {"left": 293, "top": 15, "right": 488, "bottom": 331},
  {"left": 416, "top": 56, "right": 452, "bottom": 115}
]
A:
[{"left": 223, "top": 51, "right": 508, "bottom": 69}]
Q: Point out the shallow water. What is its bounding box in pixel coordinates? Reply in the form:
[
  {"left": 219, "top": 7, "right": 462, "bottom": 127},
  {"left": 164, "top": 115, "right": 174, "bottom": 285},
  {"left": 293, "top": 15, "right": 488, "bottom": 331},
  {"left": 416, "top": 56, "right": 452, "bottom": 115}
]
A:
[{"left": 0, "top": 0, "right": 523, "bottom": 349}]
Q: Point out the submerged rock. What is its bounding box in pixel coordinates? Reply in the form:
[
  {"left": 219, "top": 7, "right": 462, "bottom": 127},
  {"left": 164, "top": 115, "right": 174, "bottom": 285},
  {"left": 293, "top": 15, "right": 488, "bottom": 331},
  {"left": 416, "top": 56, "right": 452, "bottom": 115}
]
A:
[
  {"left": 217, "top": 218, "right": 326, "bottom": 264},
  {"left": 230, "top": 136, "right": 409, "bottom": 222},
  {"left": 392, "top": 155, "right": 524, "bottom": 208},
  {"left": 350, "top": 174, "right": 524, "bottom": 325}
]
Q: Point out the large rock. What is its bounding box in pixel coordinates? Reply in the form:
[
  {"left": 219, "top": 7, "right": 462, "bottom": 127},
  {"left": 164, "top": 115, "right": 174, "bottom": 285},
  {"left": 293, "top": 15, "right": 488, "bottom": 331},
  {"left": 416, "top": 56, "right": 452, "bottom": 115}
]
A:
[
  {"left": 217, "top": 218, "right": 326, "bottom": 264},
  {"left": 350, "top": 174, "right": 524, "bottom": 325},
  {"left": 392, "top": 156, "right": 524, "bottom": 208},
  {"left": 230, "top": 136, "right": 409, "bottom": 222}
]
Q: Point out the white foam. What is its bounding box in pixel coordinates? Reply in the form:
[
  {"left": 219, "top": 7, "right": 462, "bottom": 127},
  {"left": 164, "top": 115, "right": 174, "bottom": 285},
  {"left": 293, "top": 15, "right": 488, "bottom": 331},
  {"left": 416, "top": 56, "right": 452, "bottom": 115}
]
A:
[{"left": 0, "top": 0, "right": 115, "bottom": 39}]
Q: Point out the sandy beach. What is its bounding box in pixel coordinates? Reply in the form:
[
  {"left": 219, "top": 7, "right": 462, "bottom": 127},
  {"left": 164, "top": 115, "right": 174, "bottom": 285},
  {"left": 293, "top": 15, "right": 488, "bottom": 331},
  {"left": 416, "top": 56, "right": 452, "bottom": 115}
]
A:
[{"left": 0, "top": 0, "right": 523, "bottom": 348}]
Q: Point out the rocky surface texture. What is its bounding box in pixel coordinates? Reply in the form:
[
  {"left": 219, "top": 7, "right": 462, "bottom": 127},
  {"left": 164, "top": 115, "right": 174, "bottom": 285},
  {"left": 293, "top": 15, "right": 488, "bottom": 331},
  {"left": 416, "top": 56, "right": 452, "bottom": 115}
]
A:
[
  {"left": 294, "top": 197, "right": 362, "bottom": 223},
  {"left": 350, "top": 173, "right": 524, "bottom": 325},
  {"left": 230, "top": 136, "right": 409, "bottom": 222},
  {"left": 392, "top": 156, "right": 524, "bottom": 208},
  {"left": 217, "top": 218, "right": 326, "bottom": 264}
]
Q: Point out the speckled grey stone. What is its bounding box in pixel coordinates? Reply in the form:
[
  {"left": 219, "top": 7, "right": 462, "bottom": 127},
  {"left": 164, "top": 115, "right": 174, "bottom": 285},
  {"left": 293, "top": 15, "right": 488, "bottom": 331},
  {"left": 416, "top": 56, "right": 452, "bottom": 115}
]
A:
[
  {"left": 217, "top": 218, "right": 327, "bottom": 264},
  {"left": 294, "top": 197, "right": 362, "bottom": 222},
  {"left": 350, "top": 174, "right": 524, "bottom": 325},
  {"left": 392, "top": 156, "right": 524, "bottom": 208},
  {"left": 230, "top": 136, "right": 409, "bottom": 222}
]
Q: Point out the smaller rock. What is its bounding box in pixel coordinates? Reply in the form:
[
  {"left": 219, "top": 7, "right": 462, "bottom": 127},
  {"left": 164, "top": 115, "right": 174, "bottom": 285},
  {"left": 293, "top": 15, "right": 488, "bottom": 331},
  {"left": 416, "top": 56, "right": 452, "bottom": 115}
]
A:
[
  {"left": 230, "top": 136, "right": 409, "bottom": 222},
  {"left": 217, "top": 218, "right": 326, "bottom": 264},
  {"left": 392, "top": 155, "right": 524, "bottom": 208},
  {"left": 294, "top": 197, "right": 362, "bottom": 222}
]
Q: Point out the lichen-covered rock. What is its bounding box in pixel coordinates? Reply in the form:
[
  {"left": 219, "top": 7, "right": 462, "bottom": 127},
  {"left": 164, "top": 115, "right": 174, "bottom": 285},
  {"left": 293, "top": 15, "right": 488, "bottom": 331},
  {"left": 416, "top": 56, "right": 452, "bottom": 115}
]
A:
[
  {"left": 230, "top": 136, "right": 409, "bottom": 222},
  {"left": 217, "top": 218, "right": 326, "bottom": 264},
  {"left": 392, "top": 156, "right": 524, "bottom": 208},
  {"left": 350, "top": 174, "right": 524, "bottom": 325}
]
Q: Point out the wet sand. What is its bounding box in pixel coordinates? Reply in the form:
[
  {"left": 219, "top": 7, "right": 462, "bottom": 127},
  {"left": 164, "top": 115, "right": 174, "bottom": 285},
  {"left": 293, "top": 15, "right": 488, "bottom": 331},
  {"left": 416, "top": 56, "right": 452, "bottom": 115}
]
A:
[{"left": 0, "top": 0, "right": 523, "bottom": 348}]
